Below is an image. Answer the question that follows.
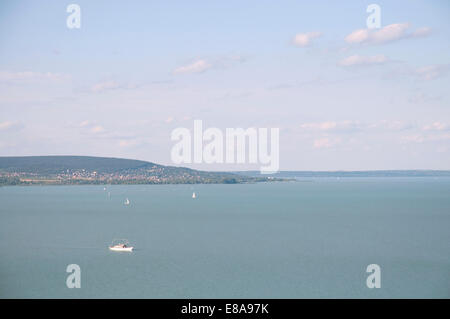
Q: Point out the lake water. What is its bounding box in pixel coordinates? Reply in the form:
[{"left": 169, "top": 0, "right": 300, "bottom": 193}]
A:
[{"left": 0, "top": 178, "right": 449, "bottom": 298}]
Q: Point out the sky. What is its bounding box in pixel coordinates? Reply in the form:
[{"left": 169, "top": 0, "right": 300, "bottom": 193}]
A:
[{"left": 0, "top": 0, "right": 449, "bottom": 171}]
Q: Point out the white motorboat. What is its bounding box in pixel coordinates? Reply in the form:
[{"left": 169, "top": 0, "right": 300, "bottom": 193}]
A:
[
  {"left": 109, "top": 239, "right": 133, "bottom": 252},
  {"left": 109, "top": 245, "right": 133, "bottom": 252},
  {"left": 192, "top": 192, "right": 196, "bottom": 199}
]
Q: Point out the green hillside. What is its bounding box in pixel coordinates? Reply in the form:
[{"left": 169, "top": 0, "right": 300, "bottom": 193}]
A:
[{"left": 0, "top": 156, "right": 275, "bottom": 185}]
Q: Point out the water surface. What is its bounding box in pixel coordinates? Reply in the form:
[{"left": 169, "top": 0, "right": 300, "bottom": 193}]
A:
[{"left": 0, "top": 178, "right": 449, "bottom": 298}]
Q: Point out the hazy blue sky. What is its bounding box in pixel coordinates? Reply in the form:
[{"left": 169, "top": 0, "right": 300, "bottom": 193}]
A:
[{"left": 1, "top": 0, "right": 449, "bottom": 170}]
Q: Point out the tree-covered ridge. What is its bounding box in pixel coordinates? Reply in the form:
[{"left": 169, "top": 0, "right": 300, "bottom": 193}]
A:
[
  {"left": 0, "top": 156, "right": 156, "bottom": 174},
  {"left": 0, "top": 156, "right": 277, "bottom": 185}
]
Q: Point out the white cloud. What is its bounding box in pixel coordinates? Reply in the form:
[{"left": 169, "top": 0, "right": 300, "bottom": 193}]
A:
[
  {"left": 385, "top": 64, "right": 449, "bottom": 82},
  {"left": 173, "top": 59, "right": 212, "bottom": 74},
  {"left": 313, "top": 137, "right": 341, "bottom": 149},
  {"left": 423, "top": 122, "right": 450, "bottom": 131},
  {"left": 293, "top": 31, "right": 322, "bottom": 47},
  {"left": 371, "top": 23, "right": 410, "bottom": 43},
  {"left": 91, "top": 80, "right": 120, "bottom": 93},
  {"left": 414, "top": 65, "right": 449, "bottom": 81},
  {"left": 300, "top": 120, "right": 416, "bottom": 135},
  {"left": 300, "top": 121, "right": 363, "bottom": 132},
  {"left": 339, "top": 54, "right": 388, "bottom": 67},
  {"left": 0, "top": 71, "right": 68, "bottom": 82},
  {"left": 90, "top": 80, "right": 138, "bottom": 93},
  {"left": 411, "top": 27, "right": 432, "bottom": 37},
  {"left": 78, "top": 121, "right": 141, "bottom": 143},
  {"left": 173, "top": 56, "right": 246, "bottom": 75},
  {"left": 400, "top": 122, "right": 450, "bottom": 145},
  {"left": 345, "top": 29, "right": 371, "bottom": 44},
  {"left": 90, "top": 80, "right": 140, "bottom": 93},
  {"left": 402, "top": 133, "right": 450, "bottom": 143},
  {"left": 79, "top": 121, "right": 106, "bottom": 135},
  {"left": 401, "top": 134, "right": 425, "bottom": 143},
  {"left": 344, "top": 23, "right": 431, "bottom": 45},
  {"left": 301, "top": 121, "right": 337, "bottom": 130}
]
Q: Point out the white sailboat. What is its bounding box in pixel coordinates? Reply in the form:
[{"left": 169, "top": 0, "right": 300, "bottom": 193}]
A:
[
  {"left": 192, "top": 192, "right": 196, "bottom": 199},
  {"left": 124, "top": 198, "right": 130, "bottom": 205}
]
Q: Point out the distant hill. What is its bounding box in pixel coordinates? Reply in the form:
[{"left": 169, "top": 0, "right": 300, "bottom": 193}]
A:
[
  {"left": 0, "top": 156, "right": 158, "bottom": 174},
  {"left": 0, "top": 156, "right": 278, "bottom": 185}
]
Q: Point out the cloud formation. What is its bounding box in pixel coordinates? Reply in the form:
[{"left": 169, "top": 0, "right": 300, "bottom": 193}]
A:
[
  {"left": 423, "top": 122, "right": 450, "bottom": 131},
  {"left": 173, "top": 56, "right": 247, "bottom": 75},
  {"left": 339, "top": 54, "right": 388, "bottom": 67},
  {"left": 90, "top": 80, "right": 138, "bottom": 93},
  {"left": 401, "top": 133, "right": 450, "bottom": 144},
  {"left": 78, "top": 120, "right": 140, "bottom": 143},
  {"left": 344, "top": 23, "right": 431, "bottom": 45},
  {"left": 0, "top": 71, "right": 68, "bottom": 82},
  {"left": 79, "top": 121, "right": 106, "bottom": 135},
  {"left": 313, "top": 137, "right": 341, "bottom": 149},
  {"left": 300, "top": 120, "right": 415, "bottom": 133},
  {"left": 293, "top": 31, "right": 322, "bottom": 47},
  {"left": 91, "top": 81, "right": 121, "bottom": 93},
  {"left": 173, "top": 59, "right": 212, "bottom": 74},
  {"left": 300, "top": 120, "right": 364, "bottom": 132},
  {"left": 414, "top": 64, "right": 449, "bottom": 81}
]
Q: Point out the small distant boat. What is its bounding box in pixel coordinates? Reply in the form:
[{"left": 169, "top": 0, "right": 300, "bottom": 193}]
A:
[
  {"left": 192, "top": 192, "right": 196, "bottom": 199},
  {"left": 124, "top": 198, "right": 130, "bottom": 205},
  {"left": 109, "top": 239, "right": 133, "bottom": 252}
]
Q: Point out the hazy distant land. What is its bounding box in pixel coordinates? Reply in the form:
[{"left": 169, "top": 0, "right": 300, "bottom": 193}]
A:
[{"left": 234, "top": 170, "right": 450, "bottom": 178}]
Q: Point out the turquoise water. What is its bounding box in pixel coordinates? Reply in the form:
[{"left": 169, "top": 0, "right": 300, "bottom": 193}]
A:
[{"left": 0, "top": 178, "right": 449, "bottom": 298}]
